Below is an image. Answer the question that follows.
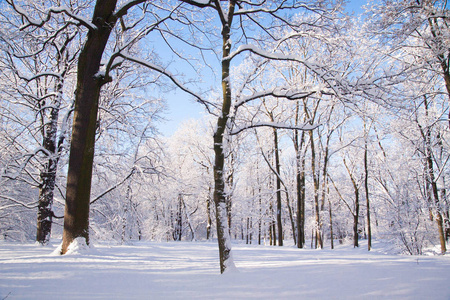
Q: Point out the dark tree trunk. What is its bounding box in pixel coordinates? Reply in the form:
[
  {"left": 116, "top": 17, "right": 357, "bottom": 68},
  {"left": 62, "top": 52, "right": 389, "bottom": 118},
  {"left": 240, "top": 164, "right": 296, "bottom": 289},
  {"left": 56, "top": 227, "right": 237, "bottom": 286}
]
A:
[
  {"left": 272, "top": 220, "right": 277, "bottom": 246},
  {"left": 36, "top": 158, "right": 57, "bottom": 244},
  {"left": 364, "top": 135, "right": 372, "bottom": 251},
  {"left": 175, "top": 194, "right": 183, "bottom": 241},
  {"left": 213, "top": 0, "right": 237, "bottom": 273},
  {"left": 61, "top": 0, "right": 119, "bottom": 254},
  {"left": 294, "top": 112, "right": 306, "bottom": 248},
  {"left": 328, "top": 192, "right": 334, "bottom": 249},
  {"left": 37, "top": 95, "right": 60, "bottom": 244},
  {"left": 206, "top": 187, "right": 212, "bottom": 240},
  {"left": 36, "top": 41, "right": 71, "bottom": 244},
  {"left": 343, "top": 158, "right": 360, "bottom": 248},
  {"left": 352, "top": 177, "right": 360, "bottom": 248},
  {"left": 258, "top": 189, "right": 262, "bottom": 245},
  {"left": 273, "top": 128, "right": 283, "bottom": 247},
  {"left": 309, "top": 130, "right": 322, "bottom": 249}
]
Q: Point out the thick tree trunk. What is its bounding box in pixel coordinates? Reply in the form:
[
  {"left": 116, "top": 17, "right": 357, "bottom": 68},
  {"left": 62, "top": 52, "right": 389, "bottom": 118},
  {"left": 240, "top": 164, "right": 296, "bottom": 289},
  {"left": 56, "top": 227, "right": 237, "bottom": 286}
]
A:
[{"left": 61, "top": 0, "right": 118, "bottom": 254}]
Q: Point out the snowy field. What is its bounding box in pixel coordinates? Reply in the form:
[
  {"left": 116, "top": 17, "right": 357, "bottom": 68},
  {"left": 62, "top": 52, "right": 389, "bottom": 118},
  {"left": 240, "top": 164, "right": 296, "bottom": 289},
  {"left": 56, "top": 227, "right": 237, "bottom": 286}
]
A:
[{"left": 1, "top": 240, "right": 449, "bottom": 299}]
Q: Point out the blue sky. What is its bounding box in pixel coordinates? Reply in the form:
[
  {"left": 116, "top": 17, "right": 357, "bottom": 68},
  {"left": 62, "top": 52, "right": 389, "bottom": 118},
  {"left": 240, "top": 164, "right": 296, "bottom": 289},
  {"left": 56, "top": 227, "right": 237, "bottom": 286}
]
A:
[{"left": 158, "top": 0, "right": 367, "bottom": 137}]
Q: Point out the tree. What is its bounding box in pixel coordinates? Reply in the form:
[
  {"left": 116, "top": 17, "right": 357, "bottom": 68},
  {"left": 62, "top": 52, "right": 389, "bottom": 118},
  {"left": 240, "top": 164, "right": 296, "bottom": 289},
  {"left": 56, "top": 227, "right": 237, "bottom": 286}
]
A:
[
  {"left": 6, "top": 0, "right": 209, "bottom": 252},
  {"left": 0, "top": 1, "right": 81, "bottom": 244},
  {"left": 367, "top": 0, "right": 449, "bottom": 253},
  {"left": 367, "top": 0, "right": 450, "bottom": 121}
]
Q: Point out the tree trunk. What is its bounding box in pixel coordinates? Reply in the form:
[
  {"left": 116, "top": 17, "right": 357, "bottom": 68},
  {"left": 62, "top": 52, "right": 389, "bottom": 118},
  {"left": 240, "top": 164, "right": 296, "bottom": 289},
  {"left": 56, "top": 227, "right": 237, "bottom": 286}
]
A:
[
  {"left": 309, "top": 129, "right": 322, "bottom": 249},
  {"left": 175, "top": 194, "right": 183, "bottom": 241},
  {"left": 61, "top": 0, "right": 118, "bottom": 254},
  {"left": 273, "top": 127, "right": 283, "bottom": 247},
  {"left": 294, "top": 102, "right": 306, "bottom": 248},
  {"left": 427, "top": 16, "right": 450, "bottom": 129},
  {"left": 344, "top": 158, "right": 360, "bottom": 248},
  {"left": 36, "top": 157, "right": 57, "bottom": 244},
  {"left": 328, "top": 192, "right": 334, "bottom": 249},
  {"left": 352, "top": 181, "right": 360, "bottom": 248},
  {"left": 364, "top": 135, "right": 372, "bottom": 251},
  {"left": 36, "top": 131, "right": 59, "bottom": 244},
  {"left": 295, "top": 130, "right": 306, "bottom": 248},
  {"left": 213, "top": 0, "right": 237, "bottom": 273},
  {"left": 353, "top": 210, "right": 359, "bottom": 248},
  {"left": 427, "top": 148, "right": 447, "bottom": 254},
  {"left": 36, "top": 48, "right": 69, "bottom": 244},
  {"left": 206, "top": 187, "right": 212, "bottom": 240},
  {"left": 419, "top": 96, "right": 447, "bottom": 254},
  {"left": 258, "top": 189, "right": 262, "bottom": 245}
]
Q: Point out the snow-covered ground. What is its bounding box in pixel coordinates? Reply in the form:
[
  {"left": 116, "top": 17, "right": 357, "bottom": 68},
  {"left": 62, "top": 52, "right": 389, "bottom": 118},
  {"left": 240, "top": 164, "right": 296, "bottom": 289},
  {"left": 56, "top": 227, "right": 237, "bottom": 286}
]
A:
[{"left": 1, "top": 240, "right": 449, "bottom": 299}]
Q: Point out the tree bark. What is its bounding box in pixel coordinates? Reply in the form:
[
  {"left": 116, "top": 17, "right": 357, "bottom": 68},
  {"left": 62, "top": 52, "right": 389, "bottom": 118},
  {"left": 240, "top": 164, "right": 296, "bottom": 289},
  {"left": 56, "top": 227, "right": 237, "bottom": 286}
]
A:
[
  {"left": 425, "top": 135, "right": 447, "bottom": 254},
  {"left": 61, "top": 0, "right": 119, "bottom": 254},
  {"left": 328, "top": 191, "right": 334, "bottom": 249},
  {"left": 364, "top": 132, "right": 372, "bottom": 251},
  {"left": 36, "top": 153, "right": 57, "bottom": 244},
  {"left": 36, "top": 34, "right": 73, "bottom": 244},
  {"left": 36, "top": 89, "right": 61, "bottom": 244},
  {"left": 309, "top": 129, "right": 322, "bottom": 249},
  {"left": 418, "top": 96, "right": 447, "bottom": 254},
  {"left": 206, "top": 187, "right": 212, "bottom": 240},
  {"left": 212, "top": 0, "right": 237, "bottom": 273},
  {"left": 344, "top": 158, "right": 360, "bottom": 248},
  {"left": 294, "top": 102, "right": 306, "bottom": 248},
  {"left": 273, "top": 127, "right": 283, "bottom": 246}
]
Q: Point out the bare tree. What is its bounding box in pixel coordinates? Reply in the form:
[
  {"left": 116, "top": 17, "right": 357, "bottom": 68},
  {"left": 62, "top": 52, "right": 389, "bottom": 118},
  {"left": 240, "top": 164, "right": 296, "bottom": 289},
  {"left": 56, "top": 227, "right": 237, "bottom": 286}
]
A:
[{"left": 0, "top": 1, "right": 81, "bottom": 244}]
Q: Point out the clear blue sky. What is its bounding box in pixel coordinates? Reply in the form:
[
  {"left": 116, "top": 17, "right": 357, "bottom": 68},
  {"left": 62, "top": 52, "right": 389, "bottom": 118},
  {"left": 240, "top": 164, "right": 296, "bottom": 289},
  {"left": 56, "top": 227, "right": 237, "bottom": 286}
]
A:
[{"left": 158, "top": 0, "right": 367, "bottom": 137}]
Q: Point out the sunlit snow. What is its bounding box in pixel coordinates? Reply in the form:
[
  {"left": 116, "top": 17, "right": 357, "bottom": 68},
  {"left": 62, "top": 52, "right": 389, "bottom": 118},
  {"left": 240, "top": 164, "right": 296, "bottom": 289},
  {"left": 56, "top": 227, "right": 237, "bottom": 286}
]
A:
[{"left": 1, "top": 240, "right": 449, "bottom": 299}]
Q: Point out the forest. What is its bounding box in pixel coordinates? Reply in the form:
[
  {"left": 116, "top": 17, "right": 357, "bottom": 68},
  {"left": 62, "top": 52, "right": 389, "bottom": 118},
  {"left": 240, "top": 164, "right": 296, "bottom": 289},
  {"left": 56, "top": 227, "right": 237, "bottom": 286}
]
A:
[{"left": 0, "top": 0, "right": 449, "bottom": 275}]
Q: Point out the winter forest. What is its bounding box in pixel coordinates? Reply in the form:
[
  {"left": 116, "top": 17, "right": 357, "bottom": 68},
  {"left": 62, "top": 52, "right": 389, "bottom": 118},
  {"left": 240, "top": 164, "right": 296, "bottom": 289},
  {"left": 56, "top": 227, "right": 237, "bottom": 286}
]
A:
[{"left": 1, "top": 0, "right": 450, "bottom": 285}]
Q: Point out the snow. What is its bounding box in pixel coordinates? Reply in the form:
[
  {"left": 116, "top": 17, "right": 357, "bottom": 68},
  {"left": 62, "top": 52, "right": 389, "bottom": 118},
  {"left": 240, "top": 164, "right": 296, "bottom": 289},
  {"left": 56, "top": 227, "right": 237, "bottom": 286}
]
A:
[
  {"left": 51, "top": 237, "right": 95, "bottom": 256},
  {"left": 1, "top": 240, "right": 449, "bottom": 299}
]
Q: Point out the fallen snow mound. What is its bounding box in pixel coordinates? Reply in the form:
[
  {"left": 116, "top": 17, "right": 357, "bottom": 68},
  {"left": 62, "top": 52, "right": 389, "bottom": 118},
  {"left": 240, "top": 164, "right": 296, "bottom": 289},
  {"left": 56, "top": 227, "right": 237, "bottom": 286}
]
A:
[{"left": 52, "top": 237, "right": 97, "bottom": 255}]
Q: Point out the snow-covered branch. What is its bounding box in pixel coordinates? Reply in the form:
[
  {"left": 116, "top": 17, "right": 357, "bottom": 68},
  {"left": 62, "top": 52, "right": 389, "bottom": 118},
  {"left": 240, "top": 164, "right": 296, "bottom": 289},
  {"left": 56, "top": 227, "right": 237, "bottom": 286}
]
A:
[
  {"left": 20, "top": 72, "right": 62, "bottom": 83},
  {"left": 230, "top": 121, "right": 318, "bottom": 136},
  {"left": 116, "top": 53, "right": 217, "bottom": 113},
  {"left": 225, "top": 44, "right": 347, "bottom": 96},
  {"left": 90, "top": 168, "right": 136, "bottom": 205},
  {"left": 0, "top": 195, "right": 38, "bottom": 210},
  {"left": 7, "top": 0, "right": 97, "bottom": 30},
  {"left": 114, "top": 0, "right": 147, "bottom": 19},
  {"left": 234, "top": 87, "right": 317, "bottom": 110}
]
